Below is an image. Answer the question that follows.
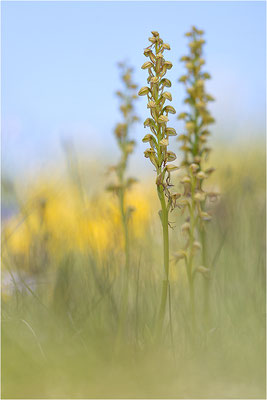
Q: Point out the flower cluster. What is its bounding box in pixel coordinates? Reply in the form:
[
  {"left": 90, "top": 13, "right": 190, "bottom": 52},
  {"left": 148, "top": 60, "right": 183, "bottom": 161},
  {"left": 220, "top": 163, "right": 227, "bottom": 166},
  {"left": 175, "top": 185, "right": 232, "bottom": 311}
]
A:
[
  {"left": 107, "top": 62, "right": 139, "bottom": 194},
  {"left": 177, "top": 26, "right": 215, "bottom": 168},
  {"left": 177, "top": 26, "right": 217, "bottom": 238},
  {"left": 139, "top": 31, "right": 180, "bottom": 211},
  {"left": 107, "top": 62, "right": 139, "bottom": 273}
]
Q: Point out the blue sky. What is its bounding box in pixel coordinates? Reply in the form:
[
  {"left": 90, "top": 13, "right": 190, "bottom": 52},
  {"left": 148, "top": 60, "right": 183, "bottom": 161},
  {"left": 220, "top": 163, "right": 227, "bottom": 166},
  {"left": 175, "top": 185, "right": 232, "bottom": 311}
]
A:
[{"left": 2, "top": 1, "right": 266, "bottom": 178}]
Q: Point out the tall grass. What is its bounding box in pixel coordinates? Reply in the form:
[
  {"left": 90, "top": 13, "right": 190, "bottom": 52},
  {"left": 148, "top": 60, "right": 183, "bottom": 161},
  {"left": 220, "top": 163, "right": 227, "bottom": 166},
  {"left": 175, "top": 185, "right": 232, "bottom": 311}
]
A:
[{"left": 2, "top": 144, "right": 265, "bottom": 399}]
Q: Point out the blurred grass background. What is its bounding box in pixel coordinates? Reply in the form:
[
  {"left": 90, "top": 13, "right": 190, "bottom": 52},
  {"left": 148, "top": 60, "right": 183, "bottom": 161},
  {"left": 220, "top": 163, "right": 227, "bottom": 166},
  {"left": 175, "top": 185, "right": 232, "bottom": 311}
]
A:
[{"left": 1, "top": 142, "right": 265, "bottom": 399}]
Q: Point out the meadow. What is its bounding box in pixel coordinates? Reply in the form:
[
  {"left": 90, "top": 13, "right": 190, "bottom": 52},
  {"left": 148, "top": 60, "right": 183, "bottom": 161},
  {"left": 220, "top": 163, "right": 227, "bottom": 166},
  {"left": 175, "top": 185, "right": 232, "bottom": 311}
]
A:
[
  {"left": 2, "top": 140, "right": 266, "bottom": 398},
  {"left": 1, "top": 28, "right": 266, "bottom": 399}
]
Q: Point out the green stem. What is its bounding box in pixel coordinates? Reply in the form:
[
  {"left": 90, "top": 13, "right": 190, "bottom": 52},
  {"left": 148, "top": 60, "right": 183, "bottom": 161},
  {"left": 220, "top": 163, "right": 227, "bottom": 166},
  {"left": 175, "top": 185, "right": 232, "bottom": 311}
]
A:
[
  {"left": 114, "top": 162, "right": 130, "bottom": 348},
  {"left": 119, "top": 187, "right": 129, "bottom": 273},
  {"left": 186, "top": 252, "right": 196, "bottom": 329},
  {"left": 186, "top": 173, "right": 196, "bottom": 327},
  {"left": 200, "top": 223, "right": 210, "bottom": 327},
  {"left": 114, "top": 187, "right": 130, "bottom": 352},
  {"left": 157, "top": 185, "right": 169, "bottom": 334}
]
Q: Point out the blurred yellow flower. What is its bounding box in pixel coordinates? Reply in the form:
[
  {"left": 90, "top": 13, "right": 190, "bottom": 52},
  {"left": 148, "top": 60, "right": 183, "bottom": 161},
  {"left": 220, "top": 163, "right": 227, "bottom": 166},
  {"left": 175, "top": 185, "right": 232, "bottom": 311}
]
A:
[{"left": 2, "top": 179, "right": 153, "bottom": 272}]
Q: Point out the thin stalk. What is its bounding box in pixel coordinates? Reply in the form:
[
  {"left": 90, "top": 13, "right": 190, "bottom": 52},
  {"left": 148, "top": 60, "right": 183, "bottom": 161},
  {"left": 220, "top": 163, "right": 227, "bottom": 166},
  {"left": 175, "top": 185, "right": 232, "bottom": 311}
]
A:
[
  {"left": 168, "top": 282, "right": 176, "bottom": 364},
  {"left": 119, "top": 185, "right": 130, "bottom": 273},
  {"left": 116, "top": 184, "right": 130, "bottom": 345},
  {"left": 135, "top": 256, "right": 141, "bottom": 347},
  {"left": 186, "top": 172, "right": 196, "bottom": 327},
  {"left": 118, "top": 157, "right": 130, "bottom": 331},
  {"left": 199, "top": 179, "right": 210, "bottom": 328},
  {"left": 157, "top": 185, "right": 170, "bottom": 332},
  {"left": 200, "top": 225, "right": 210, "bottom": 326}
]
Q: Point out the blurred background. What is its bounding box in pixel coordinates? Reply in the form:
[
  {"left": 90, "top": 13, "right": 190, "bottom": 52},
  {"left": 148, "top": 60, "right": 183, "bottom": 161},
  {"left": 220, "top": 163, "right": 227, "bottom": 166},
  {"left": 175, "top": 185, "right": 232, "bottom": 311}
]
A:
[
  {"left": 1, "top": 1, "right": 266, "bottom": 399},
  {"left": 2, "top": 1, "right": 266, "bottom": 180}
]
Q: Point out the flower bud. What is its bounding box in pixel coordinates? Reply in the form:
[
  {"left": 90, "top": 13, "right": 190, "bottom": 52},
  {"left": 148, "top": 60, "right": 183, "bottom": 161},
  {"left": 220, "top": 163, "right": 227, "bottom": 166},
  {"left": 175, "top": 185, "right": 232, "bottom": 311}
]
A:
[
  {"left": 164, "top": 105, "right": 176, "bottom": 114},
  {"left": 160, "top": 78, "right": 172, "bottom": 88},
  {"left": 138, "top": 86, "right": 150, "bottom": 96},
  {"left": 202, "top": 72, "right": 211, "bottom": 79},
  {"left": 142, "top": 61, "right": 153, "bottom": 70},
  {"left": 158, "top": 115, "right": 169, "bottom": 124},
  {"left": 179, "top": 75, "right": 188, "bottom": 83},
  {"left": 189, "top": 41, "right": 198, "bottom": 49},
  {"left": 200, "top": 212, "right": 212, "bottom": 221},
  {"left": 125, "top": 142, "right": 135, "bottom": 154},
  {"left": 180, "top": 56, "right": 190, "bottom": 62},
  {"left": 177, "top": 134, "right": 188, "bottom": 141},
  {"left": 181, "top": 222, "right": 190, "bottom": 232},
  {"left": 162, "top": 91, "right": 172, "bottom": 101},
  {"left": 159, "top": 138, "right": 169, "bottom": 146},
  {"left": 187, "top": 87, "right": 195, "bottom": 95},
  {"left": 147, "top": 100, "right": 156, "bottom": 108},
  {"left": 163, "top": 61, "right": 173, "bottom": 69},
  {"left": 166, "top": 151, "right": 176, "bottom": 161},
  {"left": 180, "top": 145, "right": 191, "bottom": 152},
  {"left": 142, "top": 134, "right": 154, "bottom": 143},
  {"left": 162, "top": 43, "right": 170, "bottom": 50},
  {"left": 177, "top": 112, "right": 188, "bottom": 120},
  {"left": 194, "top": 192, "right": 206, "bottom": 202},
  {"left": 144, "top": 48, "right": 152, "bottom": 56},
  {"left": 193, "top": 241, "right": 202, "bottom": 251},
  {"left": 189, "top": 163, "right": 199, "bottom": 173},
  {"left": 196, "top": 101, "right": 206, "bottom": 110},
  {"left": 166, "top": 127, "right": 177, "bottom": 136},
  {"left": 166, "top": 164, "right": 179, "bottom": 172},
  {"left": 196, "top": 171, "right": 207, "bottom": 180},
  {"left": 150, "top": 76, "right": 159, "bottom": 84},
  {"left": 181, "top": 176, "right": 191, "bottom": 184},
  {"left": 185, "top": 62, "right": 194, "bottom": 70},
  {"left": 148, "top": 37, "right": 156, "bottom": 44},
  {"left": 144, "top": 148, "right": 155, "bottom": 158},
  {"left": 199, "top": 135, "right": 207, "bottom": 143},
  {"left": 185, "top": 121, "right": 195, "bottom": 132},
  {"left": 144, "top": 118, "right": 154, "bottom": 127},
  {"left": 196, "top": 79, "right": 204, "bottom": 87}
]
